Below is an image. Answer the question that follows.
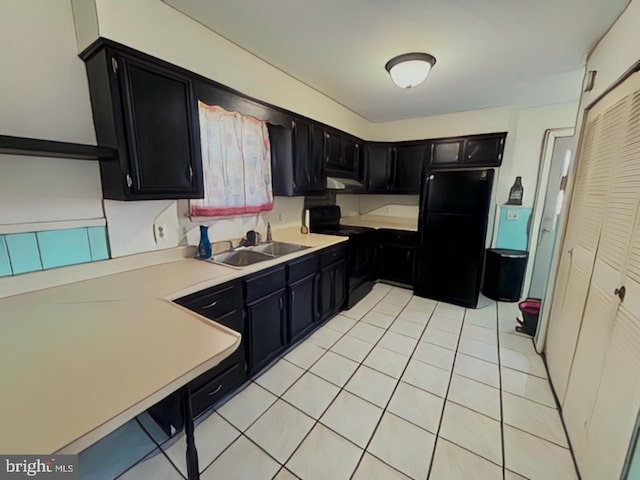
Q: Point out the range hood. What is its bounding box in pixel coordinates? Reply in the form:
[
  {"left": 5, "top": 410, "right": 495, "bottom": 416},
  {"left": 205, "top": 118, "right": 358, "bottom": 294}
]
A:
[{"left": 326, "top": 176, "right": 365, "bottom": 191}]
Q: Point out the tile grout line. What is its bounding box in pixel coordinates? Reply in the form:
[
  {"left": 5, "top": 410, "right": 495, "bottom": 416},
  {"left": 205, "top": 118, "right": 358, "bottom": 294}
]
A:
[
  {"left": 274, "top": 287, "right": 413, "bottom": 477},
  {"left": 348, "top": 297, "right": 442, "bottom": 479},
  {"left": 540, "top": 352, "right": 583, "bottom": 480},
  {"left": 425, "top": 307, "right": 467, "bottom": 479},
  {"left": 133, "top": 417, "right": 187, "bottom": 480},
  {"left": 206, "top": 286, "right": 402, "bottom": 477},
  {"left": 496, "top": 302, "right": 507, "bottom": 480}
]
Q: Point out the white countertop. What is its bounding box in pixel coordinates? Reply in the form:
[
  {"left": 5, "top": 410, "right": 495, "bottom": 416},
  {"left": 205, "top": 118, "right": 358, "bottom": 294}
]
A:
[
  {"left": 340, "top": 214, "right": 418, "bottom": 232},
  {"left": 0, "top": 227, "right": 346, "bottom": 455}
]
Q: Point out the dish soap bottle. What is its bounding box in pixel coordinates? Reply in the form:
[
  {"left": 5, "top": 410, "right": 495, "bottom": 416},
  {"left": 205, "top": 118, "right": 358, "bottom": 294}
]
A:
[
  {"left": 266, "top": 222, "right": 273, "bottom": 242},
  {"left": 507, "top": 176, "right": 524, "bottom": 205},
  {"left": 198, "top": 225, "right": 212, "bottom": 259}
]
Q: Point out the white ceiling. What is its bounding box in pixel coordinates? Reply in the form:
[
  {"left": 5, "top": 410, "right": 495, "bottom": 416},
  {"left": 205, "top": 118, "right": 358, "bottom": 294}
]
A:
[{"left": 163, "top": 0, "right": 628, "bottom": 122}]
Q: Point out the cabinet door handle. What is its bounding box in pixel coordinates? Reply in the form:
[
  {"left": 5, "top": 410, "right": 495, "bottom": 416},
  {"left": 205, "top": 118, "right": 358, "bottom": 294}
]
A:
[
  {"left": 201, "top": 300, "right": 218, "bottom": 309},
  {"left": 291, "top": 290, "right": 295, "bottom": 304},
  {"left": 188, "top": 165, "right": 193, "bottom": 182},
  {"left": 126, "top": 174, "right": 132, "bottom": 188},
  {"left": 207, "top": 384, "right": 223, "bottom": 396},
  {"left": 279, "top": 297, "right": 284, "bottom": 311},
  {"left": 406, "top": 250, "right": 411, "bottom": 261},
  {"left": 111, "top": 57, "right": 118, "bottom": 73}
]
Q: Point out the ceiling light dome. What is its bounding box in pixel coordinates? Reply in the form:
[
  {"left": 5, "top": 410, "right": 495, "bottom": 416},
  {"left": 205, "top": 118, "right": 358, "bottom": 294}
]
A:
[{"left": 385, "top": 53, "right": 437, "bottom": 89}]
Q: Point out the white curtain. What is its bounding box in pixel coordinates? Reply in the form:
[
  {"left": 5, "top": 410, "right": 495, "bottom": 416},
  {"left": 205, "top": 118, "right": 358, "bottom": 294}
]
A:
[{"left": 190, "top": 102, "right": 273, "bottom": 217}]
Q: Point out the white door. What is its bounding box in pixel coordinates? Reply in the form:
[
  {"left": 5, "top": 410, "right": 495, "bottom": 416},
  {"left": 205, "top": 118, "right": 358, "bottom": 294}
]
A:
[
  {"left": 545, "top": 109, "right": 606, "bottom": 402},
  {"left": 557, "top": 74, "right": 640, "bottom": 479},
  {"left": 581, "top": 179, "right": 640, "bottom": 479}
]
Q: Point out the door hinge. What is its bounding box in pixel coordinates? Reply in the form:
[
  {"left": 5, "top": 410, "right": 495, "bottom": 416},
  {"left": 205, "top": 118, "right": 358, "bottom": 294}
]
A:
[
  {"left": 111, "top": 57, "right": 118, "bottom": 73},
  {"left": 126, "top": 174, "right": 132, "bottom": 188}
]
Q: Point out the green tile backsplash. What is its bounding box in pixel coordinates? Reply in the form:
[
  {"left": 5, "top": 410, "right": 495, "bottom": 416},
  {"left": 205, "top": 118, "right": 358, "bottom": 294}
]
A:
[{"left": 0, "top": 226, "right": 110, "bottom": 277}]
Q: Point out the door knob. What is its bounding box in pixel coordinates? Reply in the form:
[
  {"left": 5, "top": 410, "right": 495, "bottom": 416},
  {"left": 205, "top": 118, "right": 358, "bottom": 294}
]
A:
[{"left": 614, "top": 286, "right": 626, "bottom": 302}]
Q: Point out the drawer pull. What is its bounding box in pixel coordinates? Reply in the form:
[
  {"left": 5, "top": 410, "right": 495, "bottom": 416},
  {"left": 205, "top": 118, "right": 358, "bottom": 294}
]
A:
[
  {"left": 207, "top": 384, "right": 223, "bottom": 396},
  {"left": 202, "top": 300, "right": 218, "bottom": 309}
]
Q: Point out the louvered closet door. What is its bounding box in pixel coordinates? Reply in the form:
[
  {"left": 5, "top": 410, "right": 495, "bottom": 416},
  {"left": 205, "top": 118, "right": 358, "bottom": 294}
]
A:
[
  {"left": 562, "top": 75, "right": 640, "bottom": 479},
  {"left": 581, "top": 177, "right": 640, "bottom": 480},
  {"left": 545, "top": 105, "right": 605, "bottom": 402}
]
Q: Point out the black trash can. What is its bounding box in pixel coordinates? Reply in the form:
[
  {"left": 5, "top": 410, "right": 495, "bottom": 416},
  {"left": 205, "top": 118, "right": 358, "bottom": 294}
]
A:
[{"left": 482, "top": 248, "right": 528, "bottom": 302}]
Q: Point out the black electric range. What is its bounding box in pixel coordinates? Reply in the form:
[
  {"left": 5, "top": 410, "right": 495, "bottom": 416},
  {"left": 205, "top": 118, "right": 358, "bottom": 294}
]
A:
[{"left": 308, "top": 206, "right": 376, "bottom": 309}]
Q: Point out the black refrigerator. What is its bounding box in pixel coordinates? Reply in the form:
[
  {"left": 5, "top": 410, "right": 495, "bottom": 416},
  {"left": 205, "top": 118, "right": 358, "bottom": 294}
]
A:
[{"left": 414, "top": 168, "right": 495, "bottom": 308}]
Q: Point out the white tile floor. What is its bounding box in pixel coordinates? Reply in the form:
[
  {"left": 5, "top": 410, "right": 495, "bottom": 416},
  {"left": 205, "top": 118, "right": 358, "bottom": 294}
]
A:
[{"left": 84, "top": 284, "right": 580, "bottom": 480}]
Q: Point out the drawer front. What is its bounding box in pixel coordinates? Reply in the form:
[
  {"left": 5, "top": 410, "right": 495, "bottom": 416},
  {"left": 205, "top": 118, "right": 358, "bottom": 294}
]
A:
[
  {"left": 320, "top": 243, "right": 348, "bottom": 267},
  {"left": 244, "top": 266, "right": 286, "bottom": 303},
  {"left": 176, "top": 280, "right": 243, "bottom": 321},
  {"left": 191, "top": 356, "right": 246, "bottom": 417},
  {"left": 288, "top": 254, "right": 318, "bottom": 283},
  {"left": 378, "top": 229, "right": 416, "bottom": 246}
]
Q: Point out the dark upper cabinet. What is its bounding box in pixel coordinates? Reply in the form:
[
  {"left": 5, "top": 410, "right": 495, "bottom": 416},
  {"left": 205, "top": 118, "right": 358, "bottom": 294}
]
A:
[
  {"left": 364, "top": 144, "right": 395, "bottom": 193},
  {"left": 342, "top": 138, "right": 360, "bottom": 176},
  {"left": 393, "top": 143, "right": 428, "bottom": 193},
  {"left": 430, "top": 139, "right": 463, "bottom": 166},
  {"left": 463, "top": 135, "right": 506, "bottom": 165},
  {"left": 326, "top": 131, "right": 343, "bottom": 170},
  {"left": 292, "top": 118, "right": 325, "bottom": 194},
  {"left": 308, "top": 123, "right": 326, "bottom": 191},
  {"left": 268, "top": 119, "right": 325, "bottom": 196},
  {"left": 326, "top": 130, "right": 360, "bottom": 179},
  {"left": 83, "top": 46, "right": 203, "bottom": 200},
  {"left": 429, "top": 134, "right": 506, "bottom": 168}
]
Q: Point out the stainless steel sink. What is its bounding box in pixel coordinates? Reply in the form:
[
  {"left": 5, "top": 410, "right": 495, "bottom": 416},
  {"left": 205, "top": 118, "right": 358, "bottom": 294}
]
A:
[
  {"left": 211, "top": 249, "right": 274, "bottom": 267},
  {"left": 204, "top": 241, "right": 310, "bottom": 268},
  {"left": 253, "top": 242, "right": 310, "bottom": 256}
]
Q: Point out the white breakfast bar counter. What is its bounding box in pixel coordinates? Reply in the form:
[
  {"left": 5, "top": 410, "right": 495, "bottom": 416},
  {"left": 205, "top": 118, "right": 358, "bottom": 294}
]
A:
[{"left": 0, "top": 227, "right": 346, "bottom": 478}]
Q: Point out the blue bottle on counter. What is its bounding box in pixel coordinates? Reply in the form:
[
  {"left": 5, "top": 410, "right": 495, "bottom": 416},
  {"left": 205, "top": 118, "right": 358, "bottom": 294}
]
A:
[{"left": 198, "top": 225, "right": 212, "bottom": 259}]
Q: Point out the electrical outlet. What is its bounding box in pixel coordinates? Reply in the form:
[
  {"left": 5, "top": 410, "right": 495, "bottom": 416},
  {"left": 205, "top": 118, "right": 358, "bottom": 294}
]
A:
[
  {"left": 154, "top": 223, "right": 168, "bottom": 244},
  {"left": 506, "top": 210, "right": 519, "bottom": 221}
]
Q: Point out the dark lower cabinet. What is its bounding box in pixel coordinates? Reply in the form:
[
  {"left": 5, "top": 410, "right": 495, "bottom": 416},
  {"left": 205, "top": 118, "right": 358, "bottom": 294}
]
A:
[
  {"left": 148, "top": 280, "right": 244, "bottom": 435},
  {"left": 244, "top": 266, "right": 287, "bottom": 375},
  {"left": 347, "top": 231, "right": 376, "bottom": 308},
  {"left": 286, "top": 253, "right": 320, "bottom": 344},
  {"left": 318, "top": 245, "right": 348, "bottom": 322},
  {"left": 288, "top": 273, "right": 317, "bottom": 344},
  {"left": 245, "top": 288, "right": 287, "bottom": 374},
  {"left": 377, "top": 230, "right": 417, "bottom": 286}
]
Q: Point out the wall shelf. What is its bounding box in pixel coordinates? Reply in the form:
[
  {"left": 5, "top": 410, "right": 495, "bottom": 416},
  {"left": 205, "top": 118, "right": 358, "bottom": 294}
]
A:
[{"left": 0, "top": 135, "right": 116, "bottom": 161}]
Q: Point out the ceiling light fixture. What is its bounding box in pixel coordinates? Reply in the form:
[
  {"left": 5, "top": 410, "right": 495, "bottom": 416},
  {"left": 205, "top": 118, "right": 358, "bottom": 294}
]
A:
[{"left": 385, "top": 52, "right": 437, "bottom": 89}]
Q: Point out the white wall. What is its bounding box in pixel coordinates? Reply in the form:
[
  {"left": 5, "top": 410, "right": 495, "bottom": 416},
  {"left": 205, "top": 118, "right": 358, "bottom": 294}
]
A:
[
  {"left": 88, "top": 0, "right": 372, "bottom": 139},
  {"left": 0, "top": 0, "right": 103, "bottom": 230}
]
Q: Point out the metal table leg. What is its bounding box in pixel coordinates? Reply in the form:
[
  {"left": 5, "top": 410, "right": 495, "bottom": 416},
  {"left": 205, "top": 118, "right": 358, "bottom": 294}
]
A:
[{"left": 182, "top": 386, "right": 200, "bottom": 480}]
